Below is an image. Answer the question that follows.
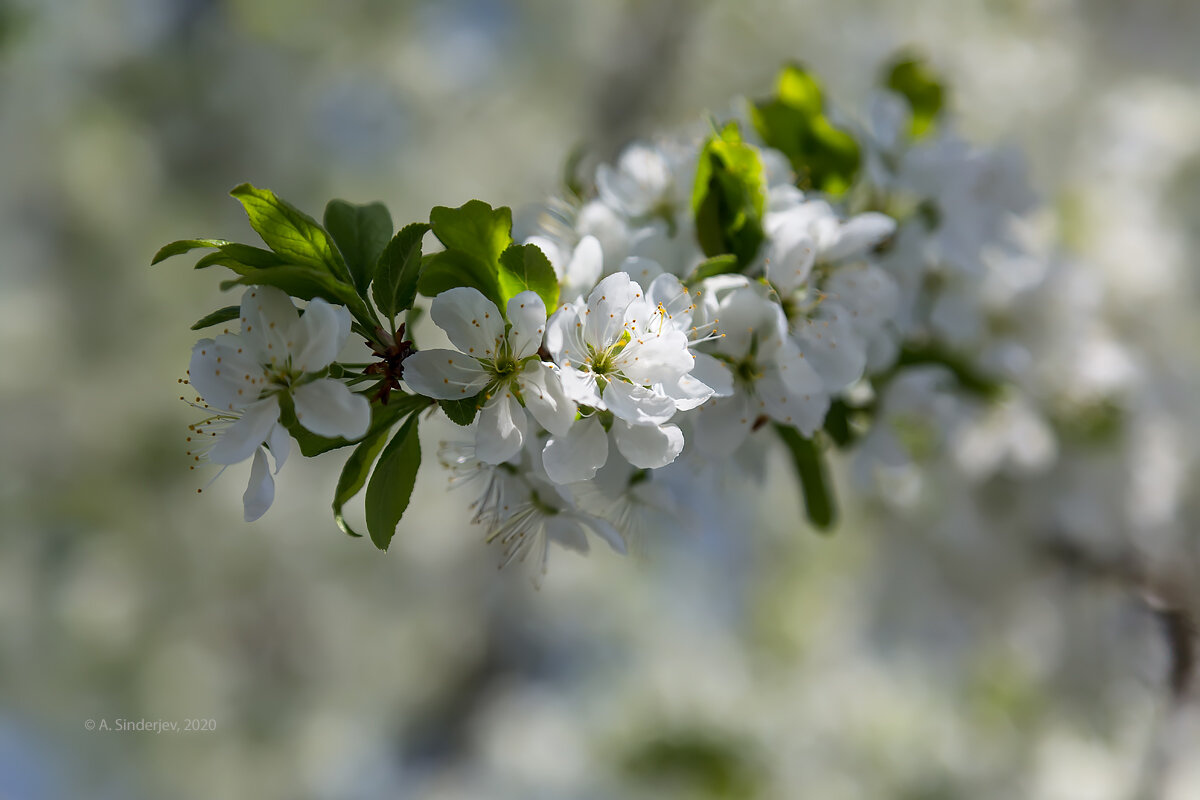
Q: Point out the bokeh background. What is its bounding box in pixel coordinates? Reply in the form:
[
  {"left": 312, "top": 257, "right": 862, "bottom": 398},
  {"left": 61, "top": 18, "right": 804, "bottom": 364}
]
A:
[{"left": 4, "top": 0, "right": 1200, "bottom": 797}]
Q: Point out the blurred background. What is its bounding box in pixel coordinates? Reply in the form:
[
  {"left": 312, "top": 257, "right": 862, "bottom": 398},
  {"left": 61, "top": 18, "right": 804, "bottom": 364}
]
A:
[{"left": 4, "top": 0, "right": 1200, "bottom": 797}]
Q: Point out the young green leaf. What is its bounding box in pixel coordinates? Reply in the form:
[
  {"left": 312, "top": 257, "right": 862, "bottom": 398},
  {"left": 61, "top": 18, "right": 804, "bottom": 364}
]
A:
[
  {"left": 151, "top": 238, "right": 232, "bottom": 265},
  {"left": 373, "top": 222, "right": 430, "bottom": 322},
  {"left": 438, "top": 392, "right": 484, "bottom": 426},
  {"left": 687, "top": 254, "right": 740, "bottom": 283},
  {"left": 216, "top": 264, "right": 373, "bottom": 325},
  {"left": 193, "top": 243, "right": 287, "bottom": 270},
  {"left": 883, "top": 53, "right": 946, "bottom": 139},
  {"left": 691, "top": 121, "right": 766, "bottom": 268},
  {"left": 332, "top": 425, "right": 394, "bottom": 538},
  {"left": 189, "top": 305, "right": 241, "bottom": 331},
  {"left": 229, "top": 183, "right": 351, "bottom": 283},
  {"left": 498, "top": 242, "right": 559, "bottom": 311},
  {"left": 751, "top": 63, "right": 861, "bottom": 196},
  {"left": 775, "top": 424, "right": 838, "bottom": 532},
  {"left": 417, "top": 201, "right": 512, "bottom": 308},
  {"left": 324, "top": 199, "right": 394, "bottom": 294},
  {"left": 429, "top": 200, "right": 513, "bottom": 268},
  {"left": 365, "top": 414, "right": 421, "bottom": 551}
]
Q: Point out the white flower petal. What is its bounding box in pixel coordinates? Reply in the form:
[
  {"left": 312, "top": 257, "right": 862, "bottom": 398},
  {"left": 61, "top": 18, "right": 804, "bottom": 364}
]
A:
[
  {"left": 712, "top": 286, "right": 781, "bottom": 358},
  {"left": 475, "top": 390, "right": 527, "bottom": 464},
  {"left": 430, "top": 286, "right": 505, "bottom": 358},
  {"left": 293, "top": 379, "right": 370, "bottom": 440},
  {"left": 506, "top": 291, "right": 548, "bottom": 359},
  {"left": 658, "top": 372, "right": 713, "bottom": 412},
  {"left": 291, "top": 298, "right": 351, "bottom": 373},
  {"left": 267, "top": 422, "right": 291, "bottom": 473},
  {"left": 758, "top": 373, "right": 830, "bottom": 436},
  {"left": 188, "top": 337, "right": 265, "bottom": 413},
  {"left": 766, "top": 230, "right": 816, "bottom": 295},
  {"left": 793, "top": 305, "right": 867, "bottom": 391},
  {"left": 209, "top": 396, "right": 281, "bottom": 465},
  {"left": 556, "top": 366, "right": 603, "bottom": 407},
  {"left": 824, "top": 264, "right": 901, "bottom": 336},
  {"left": 597, "top": 143, "right": 671, "bottom": 218},
  {"left": 775, "top": 338, "right": 826, "bottom": 396},
  {"left": 575, "top": 512, "right": 628, "bottom": 555},
  {"left": 617, "top": 329, "right": 693, "bottom": 385},
  {"left": 576, "top": 201, "right": 630, "bottom": 273},
  {"left": 545, "top": 301, "right": 591, "bottom": 369},
  {"left": 545, "top": 516, "right": 590, "bottom": 553},
  {"left": 692, "top": 352, "right": 734, "bottom": 397},
  {"left": 520, "top": 361, "right": 576, "bottom": 436},
  {"left": 656, "top": 350, "right": 734, "bottom": 411},
  {"left": 242, "top": 448, "right": 275, "bottom": 522},
  {"left": 621, "top": 256, "right": 665, "bottom": 288},
  {"left": 613, "top": 419, "right": 684, "bottom": 469},
  {"left": 585, "top": 272, "right": 639, "bottom": 347},
  {"left": 542, "top": 415, "right": 608, "bottom": 484},
  {"left": 603, "top": 380, "right": 676, "bottom": 426},
  {"left": 563, "top": 235, "right": 603, "bottom": 300},
  {"left": 822, "top": 212, "right": 896, "bottom": 262},
  {"left": 239, "top": 286, "right": 297, "bottom": 363},
  {"left": 694, "top": 393, "right": 754, "bottom": 457},
  {"left": 402, "top": 350, "right": 490, "bottom": 400},
  {"left": 645, "top": 272, "right": 690, "bottom": 316}
]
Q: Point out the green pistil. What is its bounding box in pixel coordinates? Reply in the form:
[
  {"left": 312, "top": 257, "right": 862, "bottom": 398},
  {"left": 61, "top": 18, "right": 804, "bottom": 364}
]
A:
[
  {"left": 735, "top": 357, "right": 762, "bottom": 385},
  {"left": 491, "top": 354, "right": 519, "bottom": 381},
  {"left": 529, "top": 490, "right": 560, "bottom": 516},
  {"left": 588, "top": 345, "right": 616, "bottom": 376}
]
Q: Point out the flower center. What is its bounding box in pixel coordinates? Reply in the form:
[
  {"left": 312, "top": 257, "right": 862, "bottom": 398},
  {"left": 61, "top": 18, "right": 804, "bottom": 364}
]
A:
[
  {"left": 735, "top": 356, "right": 763, "bottom": 385},
  {"left": 586, "top": 331, "right": 630, "bottom": 378},
  {"left": 491, "top": 353, "right": 519, "bottom": 382}
]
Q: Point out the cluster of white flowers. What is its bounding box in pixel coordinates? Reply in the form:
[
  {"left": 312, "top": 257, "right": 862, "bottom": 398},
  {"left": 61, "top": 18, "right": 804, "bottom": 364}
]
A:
[
  {"left": 173, "top": 60, "right": 1182, "bottom": 586},
  {"left": 414, "top": 135, "right": 907, "bottom": 574}
]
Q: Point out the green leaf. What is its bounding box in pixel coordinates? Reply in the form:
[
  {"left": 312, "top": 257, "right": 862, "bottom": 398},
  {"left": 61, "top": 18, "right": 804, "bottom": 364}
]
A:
[
  {"left": 418, "top": 250, "right": 501, "bottom": 306},
  {"left": 324, "top": 199, "right": 394, "bottom": 294},
  {"left": 288, "top": 392, "right": 431, "bottom": 457},
  {"left": 229, "top": 183, "right": 351, "bottom": 283},
  {"left": 417, "top": 201, "right": 511, "bottom": 308},
  {"left": 429, "top": 200, "right": 513, "bottom": 268},
  {"left": 438, "top": 392, "right": 484, "bottom": 426},
  {"left": 498, "top": 242, "right": 559, "bottom": 311},
  {"left": 151, "top": 238, "right": 231, "bottom": 265},
  {"left": 883, "top": 53, "right": 946, "bottom": 139},
  {"left": 365, "top": 414, "right": 421, "bottom": 551},
  {"left": 216, "top": 264, "right": 375, "bottom": 328},
  {"left": 332, "top": 425, "right": 394, "bottom": 538},
  {"left": 194, "top": 243, "right": 287, "bottom": 270},
  {"left": 751, "top": 63, "right": 861, "bottom": 196},
  {"left": 775, "top": 63, "right": 824, "bottom": 116},
  {"left": 691, "top": 121, "right": 766, "bottom": 268},
  {"left": 775, "top": 424, "right": 837, "bottom": 531},
  {"left": 687, "top": 254, "right": 739, "bottom": 283},
  {"left": 373, "top": 222, "right": 430, "bottom": 322},
  {"left": 190, "top": 305, "right": 241, "bottom": 331}
]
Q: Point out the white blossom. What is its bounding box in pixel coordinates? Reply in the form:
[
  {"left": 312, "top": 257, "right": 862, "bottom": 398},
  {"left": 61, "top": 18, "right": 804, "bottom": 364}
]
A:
[
  {"left": 403, "top": 287, "right": 575, "bottom": 464},
  {"left": 187, "top": 287, "right": 369, "bottom": 520},
  {"left": 695, "top": 286, "right": 828, "bottom": 456}
]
